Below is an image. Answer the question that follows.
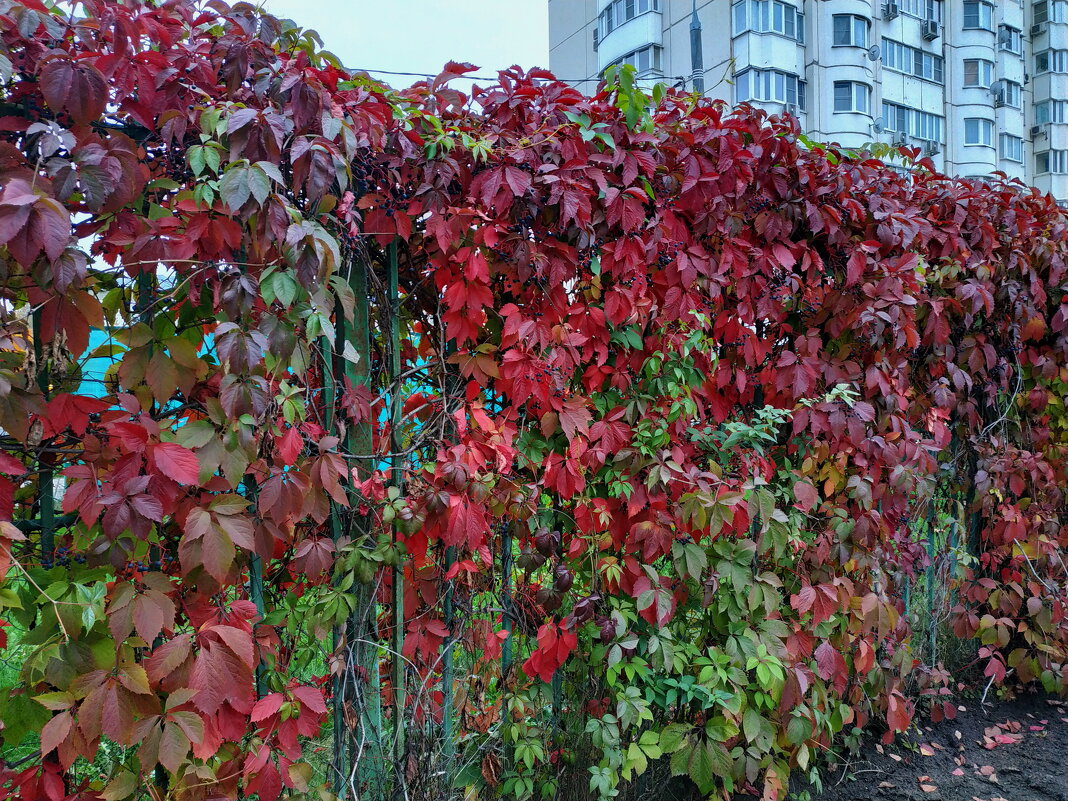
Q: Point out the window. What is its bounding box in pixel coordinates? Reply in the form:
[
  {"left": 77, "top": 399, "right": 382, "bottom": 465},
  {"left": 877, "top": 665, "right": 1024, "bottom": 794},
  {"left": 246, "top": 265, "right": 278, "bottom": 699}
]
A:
[
  {"left": 609, "top": 44, "right": 663, "bottom": 75},
  {"left": 597, "top": 0, "right": 661, "bottom": 40},
  {"left": 882, "top": 38, "right": 944, "bottom": 83},
  {"left": 1036, "top": 49, "right": 1068, "bottom": 72},
  {"left": 833, "top": 81, "right": 870, "bottom": 113},
  {"left": 1000, "top": 134, "right": 1024, "bottom": 162},
  {"left": 999, "top": 80, "right": 1023, "bottom": 108},
  {"left": 963, "top": 59, "right": 994, "bottom": 87},
  {"left": 963, "top": 1, "right": 994, "bottom": 30},
  {"left": 999, "top": 26, "right": 1023, "bottom": 53},
  {"left": 1035, "top": 100, "right": 1068, "bottom": 122},
  {"left": 899, "top": 0, "right": 943, "bottom": 22},
  {"left": 735, "top": 68, "right": 806, "bottom": 109},
  {"left": 1035, "top": 151, "right": 1068, "bottom": 172},
  {"left": 964, "top": 118, "right": 994, "bottom": 146},
  {"left": 1034, "top": 1, "right": 1068, "bottom": 24},
  {"left": 882, "top": 101, "right": 944, "bottom": 141},
  {"left": 833, "top": 14, "right": 868, "bottom": 47},
  {"left": 732, "top": 0, "right": 804, "bottom": 42}
]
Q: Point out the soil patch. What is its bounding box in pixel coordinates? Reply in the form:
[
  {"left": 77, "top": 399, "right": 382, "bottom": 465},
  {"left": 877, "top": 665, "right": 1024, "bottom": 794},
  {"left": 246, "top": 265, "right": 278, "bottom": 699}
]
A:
[{"left": 809, "top": 692, "right": 1068, "bottom": 801}]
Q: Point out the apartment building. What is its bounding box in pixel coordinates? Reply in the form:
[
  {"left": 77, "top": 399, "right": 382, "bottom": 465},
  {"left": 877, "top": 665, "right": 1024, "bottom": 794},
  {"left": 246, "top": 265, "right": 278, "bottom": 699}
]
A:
[{"left": 548, "top": 0, "right": 1068, "bottom": 201}]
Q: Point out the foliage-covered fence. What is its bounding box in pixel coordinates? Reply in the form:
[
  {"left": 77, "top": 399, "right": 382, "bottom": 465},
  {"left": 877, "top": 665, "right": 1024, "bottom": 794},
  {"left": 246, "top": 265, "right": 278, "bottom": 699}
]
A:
[{"left": 0, "top": 1, "right": 1066, "bottom": 800}]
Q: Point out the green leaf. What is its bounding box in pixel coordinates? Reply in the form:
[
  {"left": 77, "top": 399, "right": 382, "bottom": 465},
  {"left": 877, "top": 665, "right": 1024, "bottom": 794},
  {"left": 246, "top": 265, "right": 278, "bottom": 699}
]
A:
[
  {"left": 176, "top": 420, "right": 216, "bottom": 449},
  {"left": 247, "top": 164, "right": 272, "bottom": 205},
  {"left": 786, "top": 714, "right": 810, "bottom": 745},
  {"left": 188, "top": 145, "right": 207, "bottom": 177},
  {"left": 687, "top": 741, "right": 715, "bottom": 793},
  {"left": 193, "top": 182, "right": 215, "bottom": 208},
  {"left": 264, "top": 269, "right": 299, "bottom": 308},
  {"left": 255, "top": 159, "right": 284, "bottom": 185},
  {"left": 703, "top": 740, "right": 732, "bottom": 783},
  {"left": 743, "top": 707, "right": 763, "bottom": 743},
  {"left": 219, "top": 163, "right": 251, "bottom": 211},
  {"left": 101, "top": 770, "right": 137, "bottom": 801},
  {"left": 705, "top": 716, "right": 739, "bottom": 742},
  {"left": 203, "top": 144, "right": 221, "bottom": 174},
  {"left": 659, "top": 722, "right": 691, "bottom": 753}
]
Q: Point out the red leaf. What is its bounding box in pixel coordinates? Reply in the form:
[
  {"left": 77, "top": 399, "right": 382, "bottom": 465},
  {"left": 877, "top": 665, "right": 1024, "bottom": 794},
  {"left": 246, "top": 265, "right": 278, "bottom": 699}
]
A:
[
  {"left": 40, "top": 711, "right": 73, "bottom": 755},
  {"left": 251, "top": 692, "right": 284, "bottom": 722},
  {"left": 147, "top": 633, "right": 193, "bottom": 684},
  {"left": 39, "top": 58, "right": 108, "bottom": 124},
  {"left": 0, "top": 453, "right": 25, "bottom": 475},
  {"left": 793, "top": 480, "right": 818, "bottom": 512},
  {"left": 558, "top": 397, "right": 591, "bottom": 442},
  {"left": 887, "top": 691, "right": 912, "bottom": 732},
  {"left": 158, "top": 721, "right": 191, "bottom": 773},
  {"left": 152, "top": 443, "right": 200, "bottom": 484},
  {"left": 277, "top": 426, "right": 303, "bottom": 466},
  {"left": 814, "top": 641, "right": 847, "bottom": 690}
]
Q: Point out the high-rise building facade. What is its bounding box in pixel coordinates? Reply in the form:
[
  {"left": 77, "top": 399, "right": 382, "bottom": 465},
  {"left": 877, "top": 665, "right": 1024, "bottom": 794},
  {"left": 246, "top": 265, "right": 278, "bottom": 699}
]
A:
[{"left": 548, "top": 0, "right": 1068, "bottom": 201}]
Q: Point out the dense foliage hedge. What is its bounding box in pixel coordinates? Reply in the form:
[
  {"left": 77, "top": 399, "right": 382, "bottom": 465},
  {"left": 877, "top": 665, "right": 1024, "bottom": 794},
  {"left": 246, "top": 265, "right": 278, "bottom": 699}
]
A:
[{"left": 0, "top": 2, "right": 1065, "bottom": 800}]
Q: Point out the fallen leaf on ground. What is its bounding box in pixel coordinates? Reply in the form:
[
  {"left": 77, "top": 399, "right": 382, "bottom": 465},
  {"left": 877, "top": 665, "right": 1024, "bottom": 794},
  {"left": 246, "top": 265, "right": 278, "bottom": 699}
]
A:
[
  {"left": 920, "top": 784, "right": 938, "bottom": 793},
  {"left": 952, "top": 768, "right": 965, "bottom": 776},
  {"left": 920, "top": 744, "right": 935, "bottom": 756}
]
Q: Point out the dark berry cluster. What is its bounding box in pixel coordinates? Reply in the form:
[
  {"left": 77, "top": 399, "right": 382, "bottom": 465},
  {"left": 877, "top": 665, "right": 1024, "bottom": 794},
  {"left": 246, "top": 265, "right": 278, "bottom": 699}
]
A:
[{"left": 41, "top": 546, "right": 86, "bottom": 569}]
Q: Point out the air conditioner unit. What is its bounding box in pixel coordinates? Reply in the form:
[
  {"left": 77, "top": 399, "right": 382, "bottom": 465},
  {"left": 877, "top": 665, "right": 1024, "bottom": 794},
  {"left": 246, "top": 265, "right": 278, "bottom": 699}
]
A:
[
  {"left": 593, "top": 28, "right": 599, "bottom": 51},
  {"left": 1032, "top": 23, "right": 1046, "bottom": 37},
  {"left": 893, "top": 132, "right": 909, "bottom": 147},
  {"left": 924, "top": 141, "right": 940, "bottom": 156},
  {"left": 993, "top": 88, "right": 1006, "bottom": 107},
  {"left": 883, "top": 2, "right": 899, "bottom": 21},
  {"left": 1031, "top": 124, "right": 1046, "bottom": 138},
  {"left": 922, "top": 20, "right": 940, "bottom": 40}
]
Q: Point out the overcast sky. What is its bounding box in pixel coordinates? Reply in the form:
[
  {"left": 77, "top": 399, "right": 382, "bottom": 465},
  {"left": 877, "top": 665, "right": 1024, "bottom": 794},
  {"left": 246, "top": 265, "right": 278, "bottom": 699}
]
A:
[{"left": 259, "top": 0, "right": 550, "bottom": 85}]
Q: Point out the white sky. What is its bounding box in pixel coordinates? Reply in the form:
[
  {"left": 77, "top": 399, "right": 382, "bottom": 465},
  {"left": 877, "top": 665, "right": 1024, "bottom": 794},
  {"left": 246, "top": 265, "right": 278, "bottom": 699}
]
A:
[{"left": 259, "top": 0, "right": 551, "bottom": 85}]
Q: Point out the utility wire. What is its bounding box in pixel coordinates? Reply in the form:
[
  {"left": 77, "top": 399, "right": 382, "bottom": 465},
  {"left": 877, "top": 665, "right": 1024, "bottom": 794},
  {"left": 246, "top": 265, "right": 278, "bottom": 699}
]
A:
[
  {"left": 348, "top": 67, "right": 604, "bottom": 84},
  {"left": 348, "top": 64, "right": 729, "bottom": 87}
]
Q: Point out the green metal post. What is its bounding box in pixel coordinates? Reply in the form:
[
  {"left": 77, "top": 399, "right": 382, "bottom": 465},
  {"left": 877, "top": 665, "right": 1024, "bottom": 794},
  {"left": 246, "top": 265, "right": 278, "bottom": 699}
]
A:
[
  {"left": 341, "top": 251, "right": 384, "bottom": 797},
  {"left": 442, "top": 544, "right": 456, "bottom": 765},
  {"left": 31, "top": 310, "right": 54, "bottom": 564},
  {"left": 501, "top": 523, "right": 514, "bottom": 674},
  {"left": 387, "top": 241, "right": 406, "bottom": 788},
  {"left": 948, "top": 516, "right": 959, "bottom": 607},
  {"left": 249, "top": 554, "right": 266, "bottom": 698},
  {"left": 925, "top": 504, "right": 937, "bottom": 664},
  {"left": 325, "top": 247, "right": 385, "bottom": 798},
  {"left": 321, "top": 324, "right": 350, "bottom": 799},
  {"left": 441, "top": 340, "right": 460, "bottom": 771},
  {"left": 500, "top": 522, "right": 514, "bottom": 771}
]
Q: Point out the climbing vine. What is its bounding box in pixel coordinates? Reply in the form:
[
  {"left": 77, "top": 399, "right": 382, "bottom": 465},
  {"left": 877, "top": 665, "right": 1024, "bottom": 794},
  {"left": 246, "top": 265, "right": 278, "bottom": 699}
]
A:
[{"left": 0, "top": 2, "right": 1065, "bottom": 801}]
